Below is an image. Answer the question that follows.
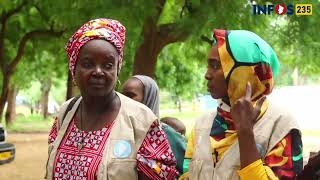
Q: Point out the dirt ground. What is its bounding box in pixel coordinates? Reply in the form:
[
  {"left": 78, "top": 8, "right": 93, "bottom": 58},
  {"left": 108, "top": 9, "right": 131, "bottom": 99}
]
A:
[{"left": 0, "top": 133, "right": 48, "bottom": 180}]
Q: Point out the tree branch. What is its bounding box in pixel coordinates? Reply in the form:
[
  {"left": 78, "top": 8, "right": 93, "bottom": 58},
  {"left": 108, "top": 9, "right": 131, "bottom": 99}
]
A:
[
  {"left": 180, "top": 0, "right": 193, "bottom": 18},
  {"left": 0, "top": 0, "right": 29, "bottom": 67},
  {"left": 158, "top": 23, "right": 190, "bottom": 46},
  {"left": 157, "top": 0, "right": 210, "bottom": 47},
  {"left": 8, "top": 29, "right": 64, "bottom": 74},
  {"left": 34, "top": 4, "right": 51, "bottom": 25},
  {"left": 0, "top": 0, "right": 28, "bottom": 22},
  {"left": 200, "top": 35, "right": 212, "bottom": 45}
]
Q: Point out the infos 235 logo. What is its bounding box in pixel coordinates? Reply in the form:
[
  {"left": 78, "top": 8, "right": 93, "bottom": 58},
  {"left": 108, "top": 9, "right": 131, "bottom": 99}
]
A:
[{"left": 253, "top": 3, "right": 312, "bottom": 16}]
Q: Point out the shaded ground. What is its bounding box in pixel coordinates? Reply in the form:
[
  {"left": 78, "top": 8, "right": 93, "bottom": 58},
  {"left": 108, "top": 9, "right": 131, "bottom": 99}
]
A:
[{"left": 0, "top": 133, "right": 48, "bottom": 180}]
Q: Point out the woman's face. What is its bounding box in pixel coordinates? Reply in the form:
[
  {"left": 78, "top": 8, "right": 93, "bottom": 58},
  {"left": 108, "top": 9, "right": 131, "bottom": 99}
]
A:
[
  {"left": 205, "top": 45, "right": 228, "bottom": 99},
  {"left": 74, "top": 39, "right": 119, "bottom": 98},
  {"left": 122, "top": 78, "right": 144, "bottom": 103}
]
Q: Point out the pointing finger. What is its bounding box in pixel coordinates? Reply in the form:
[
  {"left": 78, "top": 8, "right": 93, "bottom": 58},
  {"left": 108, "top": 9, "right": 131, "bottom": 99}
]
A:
[{"left": 245, "top": 82, "right": 252, "bottom": 100}]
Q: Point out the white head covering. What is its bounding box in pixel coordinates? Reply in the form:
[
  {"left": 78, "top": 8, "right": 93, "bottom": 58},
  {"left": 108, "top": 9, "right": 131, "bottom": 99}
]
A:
[{"left": 133, "top": 75, "right": 160, "bottom": 118}]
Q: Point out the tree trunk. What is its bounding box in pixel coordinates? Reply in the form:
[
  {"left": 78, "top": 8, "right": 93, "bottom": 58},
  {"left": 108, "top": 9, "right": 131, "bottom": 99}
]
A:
[
  {"left": 40, "top": 79, "right": 52, "bottom": 119},
  {"left": 0, "top": 71, "right": 11, "bottom": 122},
  {"left": 0, "top": 28, "right": 63, "bottom": 121},
  {"left": 133, "top": 17, "right": 189, "bottom": 77},
  {"left": 66, "top": 71, "right": 76, "bottom": 100},
  {"left": 36, "top": 100, "right": 41, "bottom": 114},
  {"left": 292, "top": 66, "right": 299, "bottom": 86},
  {"left": 0, "top": 19, "right": 63, "bottom": 121},
  {"left": 5, "top": 85, "right": 17, "bottom": 126},
  {"left": 133, "top": 42, "right": 160, "bottom": 78},
  {"left": 133, "top": 19, "right": 160, "bottom": 78},
  {"left": 177, "top": 96, "right": 182, "bottom": 112}
]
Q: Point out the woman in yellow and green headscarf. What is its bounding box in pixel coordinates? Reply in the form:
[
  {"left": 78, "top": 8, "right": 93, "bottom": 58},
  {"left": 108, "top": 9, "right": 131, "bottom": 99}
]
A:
[{"left": 180, "top": 29, "right": 303, "bottom": 180}]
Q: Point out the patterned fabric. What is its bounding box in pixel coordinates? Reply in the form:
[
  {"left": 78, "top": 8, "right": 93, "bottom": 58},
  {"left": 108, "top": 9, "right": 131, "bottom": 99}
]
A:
[
  {"left": 181, "top": 30, "right": 303, "bottom": 179},
  {"left": 210, "top": 105, "right": 235, "bottom": 140},
  {"left": 65, "top": 18, "right": 126, "bottom": 78},
  {"left": 183, "top": 126, "right": 303, "bottom": 179},
  {"left": 49, "top": 118, "right": 113, "bottom": 180},
  {"left": 48, "top": 118, "right": 178, "bottom": 180},
  {"left": 212, "top": 29, "right": 279, "bottom": 107},
  {"left": 48, "top": 117, "right": 58, "bottom": 144},
  {"left": 264, "top": 130, "right": 303, "bottom": 178},
  {"left": 211, "top": 29, "right": 303, "bottom": 178},
  {"left": 137, "top": 122, "right": 178, "bottom": 180}
]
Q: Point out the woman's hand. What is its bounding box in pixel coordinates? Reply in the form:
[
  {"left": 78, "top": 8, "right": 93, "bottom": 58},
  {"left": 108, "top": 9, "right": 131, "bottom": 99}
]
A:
[
  {"left": 231, "top": 82, "right": 266, "bottom": 132},
  {"left": 231, "top": 82, "right": 266, "bottom": 168}
]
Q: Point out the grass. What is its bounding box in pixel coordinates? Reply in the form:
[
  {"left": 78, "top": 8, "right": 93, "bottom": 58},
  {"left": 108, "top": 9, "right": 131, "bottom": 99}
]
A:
[
  {"left": 4, "top": 111, "right": 320, "bottom": 143},
  {"left": 5, "top": 114, "right": 54, "bottom": 133},
  {"left": 3, "top": 109, "right": 202, "bottom": 136}
]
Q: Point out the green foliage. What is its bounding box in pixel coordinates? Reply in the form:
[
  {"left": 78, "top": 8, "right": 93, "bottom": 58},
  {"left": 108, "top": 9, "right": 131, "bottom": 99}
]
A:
[
  {"left": 1, "top": 0, "right": 320, "bottom": 109},
  {"left": 152, "top": 1, "right": 264, "bottom": 99},
  {"left": 274, "top": 65, "right": 294, "bottom": 87},
  {"left": 50, "top": 78, "right": 67, "bottom": 104},
  {"left": 156, "top": 39, "right": 208, "bottom": 99},
  {"left": 0, "top": 0, "right": 13, "bottom": 12},
  {"left": 158, "top": 0, "right": 183, "bottom": 25},
  {"left": 18, "top": 81, "right": 41, "bottom": 106},
  {"left": 265, "top": 0, "right": 320, "bottom": 76},
  {"left": 154, "top": 0, "right": 268, "bottom": 99}
]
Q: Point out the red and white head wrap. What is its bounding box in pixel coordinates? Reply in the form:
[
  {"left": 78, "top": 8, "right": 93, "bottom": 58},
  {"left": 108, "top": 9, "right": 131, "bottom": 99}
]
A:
[{"left": 65, "top": 18, "right": 126, "bottom": 79}]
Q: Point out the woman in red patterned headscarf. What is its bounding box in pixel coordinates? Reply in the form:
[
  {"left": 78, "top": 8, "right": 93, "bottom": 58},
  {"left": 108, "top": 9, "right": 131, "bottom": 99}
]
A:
[{"left": 45, "top": 18, "right": 178, "bottom": 180}]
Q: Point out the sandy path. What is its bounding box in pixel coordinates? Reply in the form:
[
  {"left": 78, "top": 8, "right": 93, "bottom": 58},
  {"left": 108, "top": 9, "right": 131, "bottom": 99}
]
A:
[{"left": 0, "top": 133, "right": 48, "bottom": 180}]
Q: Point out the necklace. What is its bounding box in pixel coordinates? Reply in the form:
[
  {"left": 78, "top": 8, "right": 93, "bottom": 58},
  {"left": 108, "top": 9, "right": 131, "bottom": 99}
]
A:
[
  {"left": 77, "top": 103, "right": 91, "bottom": 151},
  {"left": 77, "top": 94, "right": 117, "bottom": 151}
]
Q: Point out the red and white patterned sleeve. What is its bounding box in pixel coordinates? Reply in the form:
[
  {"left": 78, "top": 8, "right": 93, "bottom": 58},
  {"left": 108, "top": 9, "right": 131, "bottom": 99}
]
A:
[
  {"left": 136, "top": 121, "right": 178, "bottom": 180},
  {"left": 48, "top": 117, "right": 58, "bottom": 144}
]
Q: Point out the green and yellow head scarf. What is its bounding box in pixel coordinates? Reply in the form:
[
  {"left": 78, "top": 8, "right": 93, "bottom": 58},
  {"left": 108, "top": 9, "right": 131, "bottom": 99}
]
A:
[{"left": 212, "top": 29, "right": 280, "bottom": 107}]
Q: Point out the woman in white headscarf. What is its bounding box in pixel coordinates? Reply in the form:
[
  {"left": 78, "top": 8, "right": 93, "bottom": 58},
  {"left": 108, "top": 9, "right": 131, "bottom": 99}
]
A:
[
  {"left": 122, "top": 75, "right": 186, "bottom": 176},
  {"left": 124, "top": 75, "right": 160, "bottom": 117}
]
